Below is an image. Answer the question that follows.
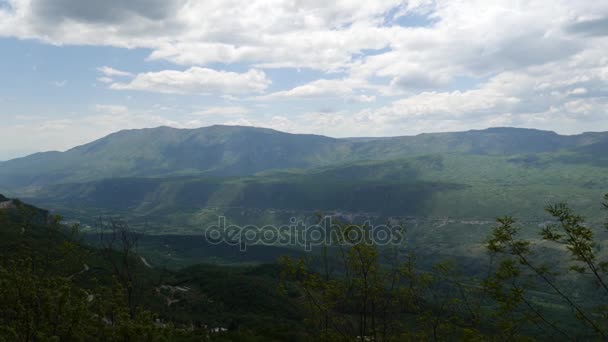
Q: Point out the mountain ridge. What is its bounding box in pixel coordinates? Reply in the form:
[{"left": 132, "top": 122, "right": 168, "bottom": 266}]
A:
[
  {"left": 8, "top": 125, "right": 608, "bottom": 159},
  {"left": 1, "top": 125, "right": 607, "bottom": 191}
]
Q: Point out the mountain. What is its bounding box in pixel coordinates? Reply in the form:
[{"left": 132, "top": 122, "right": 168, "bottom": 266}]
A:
[
  {"left": 0, "top": 125, "right": 347, "bottom": 189},
  {"left": 1, "top": 125, "right": 607, "bottom": 191},
  {"left": 351, "top": 127, "right": 593, "bottom": 157}
]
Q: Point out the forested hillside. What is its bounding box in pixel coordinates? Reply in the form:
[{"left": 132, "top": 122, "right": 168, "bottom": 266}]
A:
[
  {"left": 3, "top": 195, "right": 608, "bottom": 340},
  {"left": 1, "top": 126, "right": 607, "bottom": 190}
]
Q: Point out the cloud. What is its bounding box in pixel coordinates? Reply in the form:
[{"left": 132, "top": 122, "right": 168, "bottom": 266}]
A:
[
  {"left": 231, "top": 55, "right": 608, "bottom": 137},
  {"left": 347, "top": 62, "right": 608, "bottom": 134},
  {"left": 97, "top": 66, "right": 133, "bottom": 77},
  {"left": 569, "top": 87, "right": 588, "bottom": 95},
  {"left": 0, "top": 0, "right": 392, "bottom": 69},
  {"left": 31, "top": 0, "right": 181, "bottom": 24},
  {"left": 110, "top": 67, "right": 271, "bottom": 95},
  {"left": 0, "top": 0, "right": 400, "bottom": 70},
  {"left": 2, "top": 1, "right": 606, "bottom": 82},
  {"left": 1, "top": 0, "right": 607, "bottom": 75},
  {"left": 350, "top": 1, "right": 592, "bottom": 87},
  {"left": 390, "top": 70, "right": 451, "bottom": 90},
  {"left": 1, "top": 0, "right": 608, "bottom": 155},
  {"left": 97, "top": 77, "right": 114, "bottom": 84},
  {"left": 258, "top": 78, "right": 374, "bottom": 100},
  {"left": 351, "top": 95, "right": 377, "bottom": 103}
]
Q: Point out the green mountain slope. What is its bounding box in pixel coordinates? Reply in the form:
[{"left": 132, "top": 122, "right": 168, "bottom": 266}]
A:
[
  {"left": 24, "top": 151, "right": 608, "bottom": 234},
  {"left": 0, "top": 125, "right": 347, "bottom": 188},
  {"left": 2, "top": 126, "right": 607, "bottom": 190},
  {"left": 349, "top": 127, "right": 608, "bottom": 158}
]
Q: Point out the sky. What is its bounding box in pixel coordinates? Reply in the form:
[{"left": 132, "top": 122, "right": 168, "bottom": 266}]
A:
[{"left": 0, "top": 0, "right": 607, "bottom": 160}]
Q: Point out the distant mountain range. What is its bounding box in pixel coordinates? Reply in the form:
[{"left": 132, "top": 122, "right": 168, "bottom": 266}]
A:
[{"left": 2, "top": 125, "right": 607, "bottom": 190}]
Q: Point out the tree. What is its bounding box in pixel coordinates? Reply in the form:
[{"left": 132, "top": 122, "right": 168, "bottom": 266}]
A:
[
  {"left": 98, "top": 218, "right": 145, "bottom": 319},
  {"left": 280, "top": 221, "right": 483, "bottom": 341},
  {"left": 485, "top": 195, "right": 608, "bottom": 339},
  {"left": 0, "top": 201, "right": 187, "bottom": 341}
]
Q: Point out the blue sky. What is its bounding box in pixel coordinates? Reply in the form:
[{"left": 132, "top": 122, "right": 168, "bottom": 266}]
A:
[{"left": 0, "top": 0, "right": 607, "bottom": 160}]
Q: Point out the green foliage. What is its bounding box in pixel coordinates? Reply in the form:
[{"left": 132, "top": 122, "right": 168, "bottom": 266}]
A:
[
  {"left": 164, "top": 263, "right": 307, "bottom": 341},
  {"left": 485, "top": 197, "right": 608, "bottom": 339},
  {"left": 0, "top": 197, "right": 316, "bottom": 341},
  {"left": 2, "top": 189, "right": 608, "bottom": 341},
  {"left": 282, "top": 195, "right": 608, "bottom": 340},
  {"left": 280, "top": 223, "right": 484, "bottom": 341},
  {"left": 0, "top": 198, "right": 198, "bottom": 341}
]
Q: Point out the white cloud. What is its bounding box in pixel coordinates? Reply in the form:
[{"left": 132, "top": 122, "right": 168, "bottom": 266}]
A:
[
  {"left": 351, "top": 95, "right": 377, "bottom": 103},
  {"left": 97, "top": 77, "right": 114, "bottom": 84},
  {"left": 258, "top": 78, "right": 376, "bottom": 101},
  {"left": 0, "top": 0, "right": 403, "bottom": 70},
  {"left": 263, "top": 79, "right": 354, "bottom": 99},
  {"left": 2, "top": 0, "right": 607, "bottom": 76},
  {"left": 569, "top": 87, "right": 588, "bottom": 95},
  {"left": 110, "top": 67, "right": 271, "bottom": 95},
  {"left": 1, "top": 0, "right": 608, "bottom": 153},
  {"left": 346, "top": 62, "right": 608, "bottom": 134},
  {"left": 97, "top": 66, "right": 133, "bottom": 77}
]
